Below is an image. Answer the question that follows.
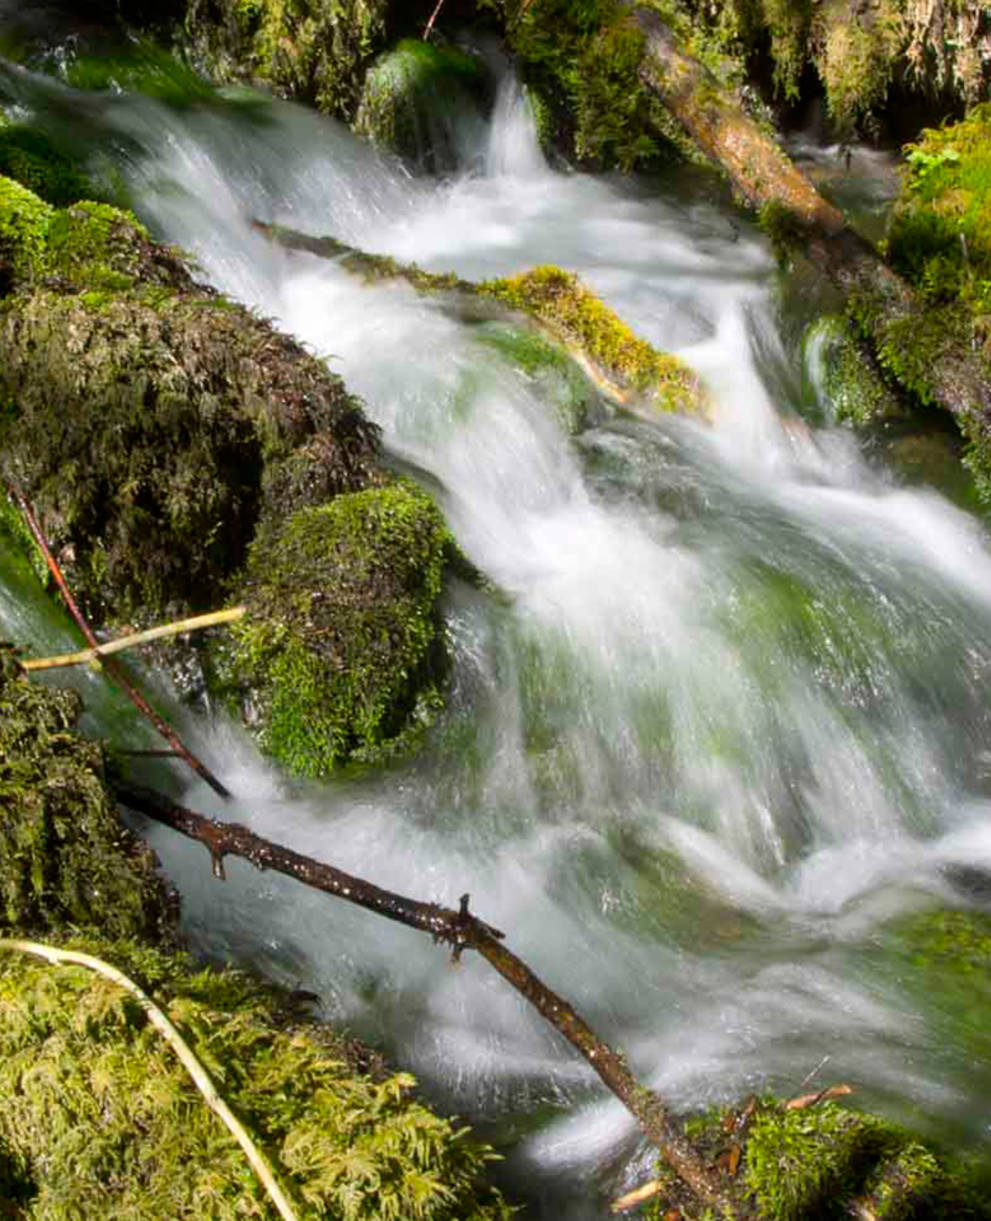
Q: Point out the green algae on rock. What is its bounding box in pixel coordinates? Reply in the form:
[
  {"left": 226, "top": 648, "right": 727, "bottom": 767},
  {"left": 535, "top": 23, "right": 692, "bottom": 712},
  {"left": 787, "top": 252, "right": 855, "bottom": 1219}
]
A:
[
  {"left": 226, "top": 481, "right": 452, "bottom": 778},
  {"left": 481, "top": 264, "right": 706, "bottom": 415},
  {"left": 0, "top": 649, "right": 175, "bottom": 940},
  {"left": 355, "top": 38, "right": 492, "bottom": 172},
  {"left": 0, "top": 930, "right": 512, "bottom": 1220}
]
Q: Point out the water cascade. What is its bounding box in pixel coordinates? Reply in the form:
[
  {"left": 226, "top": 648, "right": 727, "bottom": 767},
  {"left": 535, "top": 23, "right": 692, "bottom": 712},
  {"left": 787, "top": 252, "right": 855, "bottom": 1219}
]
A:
[{"left": 3, "top": 65, "right": 991, "bottom": 1217}]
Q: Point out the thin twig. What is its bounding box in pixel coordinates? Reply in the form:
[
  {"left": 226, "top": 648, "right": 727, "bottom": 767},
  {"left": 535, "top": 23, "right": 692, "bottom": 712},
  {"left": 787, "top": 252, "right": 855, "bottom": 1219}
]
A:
[
  {"left": 115, "top": 781, "right": 741, "bottom": 1216},
  {"left": 0, "top": 938, "right": 301, "bottom": 1221},
  {"left": 423, "top": 0, "right": 446, "bottom": 40},
  {"left": 5, "top": 482, "right": 231, "bottom": 800},
  {"left": 20, "top": 606, "right": 246, "bottom": 671}
]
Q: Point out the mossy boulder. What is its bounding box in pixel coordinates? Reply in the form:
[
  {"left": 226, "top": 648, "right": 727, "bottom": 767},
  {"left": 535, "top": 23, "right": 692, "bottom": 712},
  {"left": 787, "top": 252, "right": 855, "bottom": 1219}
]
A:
[
  {"left": 182, "top": 0, "right": 389, "bottom": 122},
  {"left": 0, "top": 648, "right": 176, "bottom": 941},
  {"left": 804, "top": 313, "right": 906, "bottom": 427},
  {"left": 224, "top": 481, "right": 452, "bottom": 778},
  {"left": 0, "top": 930, "right": 512, "bottom": 1219},
  {"left": 354, "top": 38, "right": 492, "bottom": 172},
  {"left": 0, "top": 125, "right": 101, "bottom": 207},
  {"left": 0, "top": 179, "right": 380, "bottom": 623}
]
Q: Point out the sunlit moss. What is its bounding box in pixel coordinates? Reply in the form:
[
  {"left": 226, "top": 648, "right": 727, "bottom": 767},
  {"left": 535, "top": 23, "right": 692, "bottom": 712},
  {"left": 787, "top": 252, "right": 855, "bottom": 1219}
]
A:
[
  {"left": 0, "top": 175, "right": 54, "bottom": 288},
  {"left": 227, "top": 481, "right": 452, "bottom": 777},
  {"left": 0, "top": 930, "right": 512, "bottom": 1219},
  {"left": 481, "top": 264, "right": 705, "bottom": 414}
]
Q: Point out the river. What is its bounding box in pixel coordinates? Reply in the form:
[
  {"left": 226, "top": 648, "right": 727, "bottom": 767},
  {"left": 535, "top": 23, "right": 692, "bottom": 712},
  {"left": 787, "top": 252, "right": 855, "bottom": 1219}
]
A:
[{"left": 2, "top": 53, "right": 991, "bottom": 1218}]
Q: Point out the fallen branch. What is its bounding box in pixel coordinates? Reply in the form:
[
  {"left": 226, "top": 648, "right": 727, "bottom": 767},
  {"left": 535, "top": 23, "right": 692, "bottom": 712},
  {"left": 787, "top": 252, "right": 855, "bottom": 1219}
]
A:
[
  {"left": 422, "top": 0, "right": 446, "bottom": 41},
  {"left": 0, "top": 938, "right": 302, "bottom": 1221},
  {"left": 115, "top": 781, "right": 741, "bottom": 1215},
  {"left": 4, "top": 482, "right": 232, "bottom": 800},
  {"left": 19, "top": 606, "right": 246, "bottom": 672}
]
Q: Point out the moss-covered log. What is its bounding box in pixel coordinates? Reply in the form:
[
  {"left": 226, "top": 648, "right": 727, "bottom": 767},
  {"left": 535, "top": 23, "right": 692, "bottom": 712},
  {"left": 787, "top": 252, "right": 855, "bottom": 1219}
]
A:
[{"left": 252, "top": 220, "right": 707, "bottom": 418}]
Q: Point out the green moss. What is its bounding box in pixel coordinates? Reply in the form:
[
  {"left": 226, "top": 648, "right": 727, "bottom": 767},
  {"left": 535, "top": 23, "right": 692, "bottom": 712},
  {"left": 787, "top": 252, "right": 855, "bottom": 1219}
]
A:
[
  {"left": 183, "top": 0, "right": 389, "bottom": 122},
  {"left": 227, "top": 481, "right": 451, "bottom": 777},
  {"left": 63, "top": 41, "right": 219, "bottom": 107},
  {"left": 0, "top": 283, "right": 379, "bottom": 621},
  {"left": 0, "top": 484, "right": 47, "bottom": 586},
  {"left": 355, "top": 38, "right": 491, "bottom": 170},
  {"left": 0, "top": 176, "right": 54, "bottom": 289},
  {"left": 0, "top": 929, "right": 512, "bottom": 1219},
  {"left": 804, "top": 313, "right": 906, "bottom": 427},
  {"left": 0, "top": 126, "right": 99, "bottom": 207},
  {"left": 742, "top": 1098, "right": 988, "bottom": 1220},
  {"left": 0, "top": 649, "right": 176, "bottom": 940},
  {"left": 481, "top": 265, "right": 705, "bottom": 414}
]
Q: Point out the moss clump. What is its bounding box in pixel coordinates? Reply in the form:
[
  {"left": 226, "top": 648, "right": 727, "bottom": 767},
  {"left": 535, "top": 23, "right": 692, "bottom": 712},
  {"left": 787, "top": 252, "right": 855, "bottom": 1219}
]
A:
[
  {"left": 0, "top": 649, "right": 176, "bottom": 940},
  {"left": 44, "top": 200, "right": 190, "bottom": 291},
  {"left": 0, "top": 930, "right": 511, "bottom": 1219},
  {"left": 227, "top": 481, "right": 451, "bottom": 777},
  {"left": 741, "top": 1099, "right": 987, "bottom": 1220},
  {"left": 804, "top": 313, "right": 906, "bottom": 426},
  {"left": 481, "top": 264, "right": 705, "bottom": 414},
  {"left": 0, "top": 175, "right": 54, "bottom": 291},
  {"left": 355, "top": 38, "right": 491, "bottom": 172},
  {"left": 0, "top": 125, "right": 99, "bottom": 207},
  {"left": 182, "top": 0, "right": 389, "bottom": 122}
]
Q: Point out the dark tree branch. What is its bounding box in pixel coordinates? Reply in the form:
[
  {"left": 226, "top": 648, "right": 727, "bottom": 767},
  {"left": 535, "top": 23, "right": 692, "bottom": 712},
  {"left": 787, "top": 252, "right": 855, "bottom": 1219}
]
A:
[
  {"left": 115, "top": 780, "right": 743, "bottom": 1216},
  {"left": 5, "top": 482, "right": 232, "bottom": 800}
]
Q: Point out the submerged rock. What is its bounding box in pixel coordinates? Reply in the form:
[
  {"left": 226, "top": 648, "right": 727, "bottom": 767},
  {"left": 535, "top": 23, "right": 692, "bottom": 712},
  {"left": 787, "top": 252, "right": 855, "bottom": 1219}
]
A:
[{"left": 803, "top": 313, "right": 905, "bottom": 427}]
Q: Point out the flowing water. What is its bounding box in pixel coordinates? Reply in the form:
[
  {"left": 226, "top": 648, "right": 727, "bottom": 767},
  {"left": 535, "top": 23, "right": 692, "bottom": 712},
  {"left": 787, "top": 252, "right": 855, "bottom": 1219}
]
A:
[{"left": 4, "top": 59, "right": 991, "bottom": 1216}]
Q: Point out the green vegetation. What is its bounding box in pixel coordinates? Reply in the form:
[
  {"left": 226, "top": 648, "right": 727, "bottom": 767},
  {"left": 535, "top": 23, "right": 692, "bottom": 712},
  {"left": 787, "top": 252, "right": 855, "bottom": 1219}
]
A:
[
  {"left": 804, "top": 313, "right": 905, "bottom": 427},
  {"left": 481, "top": 264, "right": 705, "bottom": 414},
  {"left": 227, "top": 481, "right": 452, "bottom": 777},
  {"left": 0, "top": 649, "right": 175, "bottom": 940},
  {"left": 0, "top": 176, "right": 379, "bottom": 622},
  {"left": 742, "top": 1099, "right": 986, "bottom": 1220},
  {"left": 0, "top": 125, "right": 100, "bottom": 207},
  {"left": 182, "top": 0, "right": 389, "bottom": 122},
  {"left": 355, "top": 38, "right": 491, "bottom": 169},
  {"left": 0, "top": 930, "right": 512, "bottom": 1219}
]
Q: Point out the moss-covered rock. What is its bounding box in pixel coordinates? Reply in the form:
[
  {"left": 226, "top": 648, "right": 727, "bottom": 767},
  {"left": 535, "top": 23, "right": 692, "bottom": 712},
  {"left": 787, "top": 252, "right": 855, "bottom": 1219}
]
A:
[
  {"left": 0, "top": 930, "right": 512, "bottom": 1219},
  {"left": 355, "top": 38, "right": 491, "bottom": 171},
  {"left": 0, "top": 175, "right": 54, "bottom": 292},
  {"left": 0, "top": 648, "right": 176, "bottom": 940},
  {"left": 0, "top": 179, "right": 380, "bottom": 623},
  {"left": 182, "top": 0, "right": 389, "bottom": 122},
  {"left": 224, "top": 481, "right": 452, "bottom": 777},
  {"left": 480, "top": 264, "right": 706, "bottom": 415},
  {"left": 804, "top": 312, "right": 906, "bottom": 426},
  {"left": 0, "top": 125, "right": 101, "bottom": 207}
]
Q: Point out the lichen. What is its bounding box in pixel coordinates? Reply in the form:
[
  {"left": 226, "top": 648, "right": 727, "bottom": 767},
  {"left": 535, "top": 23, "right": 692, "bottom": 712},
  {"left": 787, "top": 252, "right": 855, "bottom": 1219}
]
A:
[
  {"left": 0, "top": 648, "right": 176, "bottom": 941},
  {"left": 480, "top": 264, "right": 705, "bottom": 414},
  {"left": 355, "top": 38, "right": 491, "bottom": 171},
  {"left": 225, "top": 481, "right": 451, "bottom": 777},
  {"left": 0, "top": 929, "right": 512, "bottom": 1219}
]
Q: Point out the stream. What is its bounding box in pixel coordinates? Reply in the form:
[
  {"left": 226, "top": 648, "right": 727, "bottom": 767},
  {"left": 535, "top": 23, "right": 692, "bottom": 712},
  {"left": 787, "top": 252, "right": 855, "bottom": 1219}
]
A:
[{"left": 3, "top": 55, "right": 991, "bottom": 1217}]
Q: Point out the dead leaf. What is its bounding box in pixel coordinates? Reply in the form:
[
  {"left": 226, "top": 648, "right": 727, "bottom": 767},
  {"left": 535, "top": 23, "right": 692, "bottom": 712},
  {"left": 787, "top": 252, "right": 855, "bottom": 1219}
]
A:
[
  {"left": 784, "top": 1083, "right": 853, "bottom": 1111},
  {"left": 610, "top": 1179, "right": 663, "bottom": 1213},
  {"left": 717, "top": 1143, "right": 742, "bottom": 1176}
]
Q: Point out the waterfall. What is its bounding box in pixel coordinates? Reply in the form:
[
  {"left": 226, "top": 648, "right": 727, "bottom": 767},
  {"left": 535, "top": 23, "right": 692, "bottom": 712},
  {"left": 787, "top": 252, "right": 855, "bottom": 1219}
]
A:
[{"left": 3, "top": 68, "right": 991, "bottom": 1218}]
